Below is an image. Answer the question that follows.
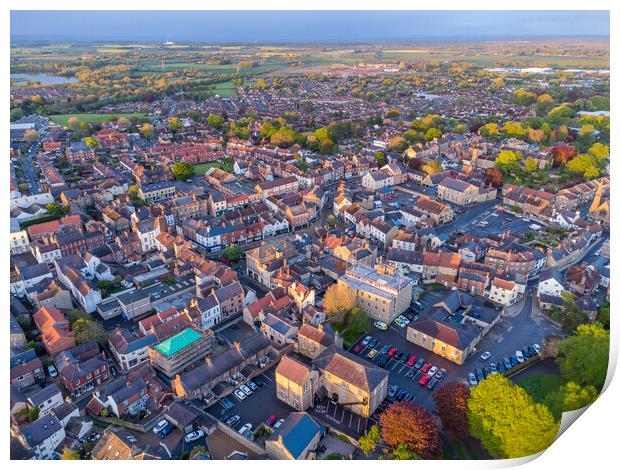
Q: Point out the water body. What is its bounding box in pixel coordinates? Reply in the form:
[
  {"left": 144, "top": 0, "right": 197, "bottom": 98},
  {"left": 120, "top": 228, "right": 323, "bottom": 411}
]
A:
[{"left": 10, "top": 73, "right": 79, "bottom": 84}]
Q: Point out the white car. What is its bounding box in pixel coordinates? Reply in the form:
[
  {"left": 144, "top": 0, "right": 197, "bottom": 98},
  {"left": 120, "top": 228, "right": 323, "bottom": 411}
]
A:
[
  {"left": 427, "top": 366, "right": 438, "bottom": 377},
  {"left": 184, "top": 430, "right": 205, "bottom": 443},
  {"left": 246, "top": 381, "right": 258, "bottom": 391},
  {"left": 233, "top": 389, "right": 247, "bottom": 401},
  {"left": 152, "top": 419, "right": 169, "bottom": 435},
  {"left": 480, "top": 351, "right": 491, "bottom": 361},
  {"left": 532, "top": 344, "right": 541, "bottom": 354},
  {"left": 239, "top": 384, "right": 253, "bottom": 396},
  {"left": 273, "top": 419, "right": 285, "bottom": 430},
  {"left": 374, "top": 321, "right": 388, "bottom": 331},
  {"left": 238, "top": 423, "right": 253, "bottom": 435},
  {"left": 515, "top": 350, "right": 524, "bottom": 363},
  {"left": 47, "top": 365, "right": 58, "bottom": 378}
]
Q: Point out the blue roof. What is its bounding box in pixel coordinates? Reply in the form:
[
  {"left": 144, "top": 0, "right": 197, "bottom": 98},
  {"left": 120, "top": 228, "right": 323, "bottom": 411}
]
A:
[{"left": 279, "top": 413, "right": 323, "bottom": 458}]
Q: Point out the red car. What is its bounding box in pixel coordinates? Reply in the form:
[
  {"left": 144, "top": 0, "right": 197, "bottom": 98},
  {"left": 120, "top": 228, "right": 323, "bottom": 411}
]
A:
[
  {"left": 353, "top": 343, "right": 365, "bottom": 353},
  {"left": 406, "top": 355, "right": 418, "bottom": 367},
  {"left": 387, "top": 347, "right": 398, "bottom": 358},
  {"left": 420, "top": 362, "right": 432, "bottom": 373},
  {"left": 419, "top": 374, "right": 431, "bottom": 386},
  {"left": 265, "top": 415, "right": 277, "bottom": 427}
]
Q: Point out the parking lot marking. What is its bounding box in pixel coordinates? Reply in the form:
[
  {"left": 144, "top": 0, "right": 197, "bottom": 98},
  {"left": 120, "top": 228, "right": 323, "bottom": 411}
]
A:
[
  {"left": 349, "top": 413, "right": 353, "bottom": 427},
  {"left": 261, "top": 373, "right": 273, "bottom": 382}
]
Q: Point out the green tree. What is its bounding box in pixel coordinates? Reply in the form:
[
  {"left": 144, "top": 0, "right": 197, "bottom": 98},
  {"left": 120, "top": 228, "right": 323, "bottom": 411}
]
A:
[
  {"left": 24, "top": 128, "right": 38, "bottom": 144},
  {"left": 189, "top": 446, "right": 208, "bottom": 459},
  {"left": 318, "top": 138, "right": 336, "bottom": 155},
  {"left": 207, "top": 114, "right": 225, "bottom": 129},
  {"left": 557, "top": 322, "right": 609, "bottom": 391},
  {"left": 172, "top": 162, "right": 195, "bottom": 181},
  {"left": 468, "top": 374, "right": 559, "bottom": 459},
  {"left": 359, "top": 425, "right": 381, "bottom": 456},
  {"left": 168, "top": 117, "right": 180, "bottom": 131},
  {"left": 256, "top": 78, "right": 268, "bottom": 90},
  {"left": 424, "top": 127, "right": 442, "bottom": 142},
  {"left": 28, "top": 406, "right": 40, "bottom": 422},
  {"left": 374, "top": 151, "right": 387, "bottom": 168},
  {"left": 512, "top": 89, "right": 537, "bottom": 106},
  {"left": 72, "top": 318, "right": 107, "bottom": 345},
  {"left": 524, "top": 157, "right": 539, "bottom": 173},
  {"left": 587, "top": 142, "right": 609, "bottom": 162},
  {"left": 478, "top": 123, "right": 499, "bottom": 141},
  {"left": 503, "top": 121, "right": 526, "bottom": 139},
  {"left": 544, "top": 382, "right": 599, "bottom": 420},
  {"left": 565, "top": 154, "right": 599, "bottom": 180},
  {"left": 221, "top": 244, "right": 242, "bottom": 262},
  {"left": 46, "top": 202, "right": 68, "bottom": 218},
  {"left": 389, "top": 135, "right": 408, "bottom": 152},
  {"left": 389, "top": 444, "right": 421, "bottom": 460},
  {"left": 139, "top": 123, "right": 154, "bottom": 139},
  {"left": 323, "top": 283, "right": 356, "bottom": 323},
  {"left": 597, "top": 301, "right": 610, "bottom": 330},
  {"left": 536, "top": 94, "right": 555, "bottom": 114},
  {"left": 495, "top": 150, "right": 522, "bottom": 174}
]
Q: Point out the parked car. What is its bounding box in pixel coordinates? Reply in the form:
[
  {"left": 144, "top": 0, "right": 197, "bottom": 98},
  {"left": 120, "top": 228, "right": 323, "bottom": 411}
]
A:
[
  {"left": 475, "top": 368, "right": 484, "bottom": 382},
  {"left": 427, "top": 366, "right": 438, "bottom": 377},
  {"left": 184, "top": 430, "right": 205, "bottom": 443},
  {"left": 366, "top": 349, "right": 378, "bottom": 359},
  {"left": 361, "top": 335, "right": 373, "bottom": 346},
  {"left": 522, "top": 348, "right": 531, "bottom": 360},
  {"left": 380, "top": 344, "right": 392, "bottom": 355},
  {"left": 247, "top": 381, "right": 258, "bottom": 391},
  {"left": 387, "top": 347, "right": 398, "bottom": 358},
  {"left": 510, "top": 356, "right": 518, "bottom": 367},
  {"left": 238, "top": 423, "right": 253, "bottom": 435},
  {"left": 273, "top": 419, "right": 285, "bottom": 430},
  {"left": 419, "top": 374, "right": 431, "bottom": 386},
  {"left": 414, "top": 358, "right": 425, "bottom": 370},
  {"left": 515, "top": 351, "right": 524, "bottom": 363},
  {"left": 407, "top": 354, "right": 418, "bottom": 366},
  {"left": 468, "top": 373, "right": 478, "bottom": 386},
  {"left": 483, "top": 367, "right": 490, "bottom": 378},
  {"left": 377, "top": 355, "right": 390, "bottom": 368},
  {"left": 480, "top": 351, "right": 491, "bottom": 361},
  {"left": 434, "top": 368, "right": 446, "bottom": 380},
  {"left": 265, "top": 415, "right": 278, "bottom": 427},
  {"left": 427, "top": 378, "right": 440, "bottom": 390},
  {"left": 421, "top": 362, "right": 432, "bottom": 373},
  {"left": 353, "top": 342, "right": 365, "bottom": 353},
  {"left": 233, "top": 389, "right": 247, "bottom": 401},
  {"left": 240, "top": 384, "right": 253, "bottom": 395},
  {"left": 490, "top": 363, "right": 497, "bottom": 374},
  {"left": 47, "top": 365, "right": 58, "bottom": 378},
  {"left": 498, "top": 361, "right": 506, "bottom": 374},
  {"left": 374, "top": 321, "right": 388, "bottom": 331},
  {"left": 226, "top": 415, "right": 241, "bottom": 428},
  {"left": 532, "top": 344, "right": 541, "bottom": 354},
  {"left": 158, "top": 423, "right": 174, "bottom": 439},
  {"left": 220, "top": 397, "right": 234, "bottom": 410},
  {"left": 398, "top": 352, "right": 409, "bottom": 363},
  {"left": 503, "top": 357, "right": 512, "bottom": 370},
  {"left": 368, "top": 339, "right": 380, "bottom": 349},
  {"left": 153, "top": 419, "right": 169, "bottom": 435},
  {"left": 254, "top": 377, "right": 265, "bottom": 387}
]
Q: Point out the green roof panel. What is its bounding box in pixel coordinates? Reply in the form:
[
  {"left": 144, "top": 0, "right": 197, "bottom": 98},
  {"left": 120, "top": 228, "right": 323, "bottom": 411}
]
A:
[{"left": 154, "top": 327, "right": 202, "bottom": 357}]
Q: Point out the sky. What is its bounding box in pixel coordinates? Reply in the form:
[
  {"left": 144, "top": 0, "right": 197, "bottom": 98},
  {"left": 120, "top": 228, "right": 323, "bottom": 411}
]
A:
[{"left": 11, "top": 11, "right": 610, "bottom": 43}]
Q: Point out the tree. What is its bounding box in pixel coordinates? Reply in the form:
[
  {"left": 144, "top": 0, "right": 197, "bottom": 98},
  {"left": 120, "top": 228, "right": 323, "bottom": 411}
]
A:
[
  {"left": 543, "top": 382, "right": 599, "bottom": 420},
  {"left": 46, "top": 202, "right": 67, "bottom": 218},
  {"left": 565, "top": 154, "right": 599, "bottom": 180},
  {"left": 168, "top": 117, "right": 180, "bottom": 131},
  {"left": 139, "top": 123, "right": 154, "bottom": 139},
  {"left": 221, "top": 244, "right": 242, "bottom": 262},
  {"left": 453, "top": 123, "right": 467, "bottom": 134},
  {"left": 389, "top": 135, "right": 408, "bottom": 153},
  {"left": 551, "top": 143, "right": 577, "bottom": 167},
  {"left": 524, "top": 157, "right": 539, "bottom": 173},
  {"left": 23, "top": 128, "right": 38, "bottom": 144},
  {"left": 587, "top": 142, "right": 609, "bottom": 162},
  {"left": 502, "top": 121, "right": 526, "bottom": 139},
  {"left": 484, "top": 167, "right": 503, "bottom": 188},
  {"left": 550, "top": 293, "right": 589, "bottom": 334},
  {"left": 433, "top": 382, "right": 470, "bottom": 438},
  {"left": 389, "top": 444, "right": 421, "bottom": 460},
  {"left": 536, "top": 94, "right": 555, "bottom": 114},
  {"left": 495, "top": 150, "right": 522, "bottom": 174},
  {"left": 28, "top": 406, "right": 40, "bottom": 422},
  {"left": 190, "top": 446, "right": 208, "bottom": 459},
  {"left": 207, "top": 114, "right": 225, "bottom": 129},
  {"left": 512, "top": 89, "right": 537, "bottom": 106},
  {"left": 468, "top": 374, "right": 559, "bottom": 459},
  {"left": 323, "top": 283, "right": 356, "bottom": 322},
  {"left": 421, "top": 160, "right": 442, "bottom": 175},
  {"left": 379, "top": 403, "right": 440, "bottom": 459},
  {"left": 61, "top": 447, "right": 80, "bottom": 460},
  {"left": 374, "top": 151, "right": 387, "bottom": 168},
  {"left": 359, "top": 424, "right": 381, "bottom": 456},
  {"left": 117, "top": 117, "right": 130, "bottom": 128},
  {"left": 172, "top": 162, "right": 195, "bottom": 181},
  {"left": 67, "top": 116, "right": 81, "bottom": 131},
  {"left": 597, "top": 301, "right": 610, "bottom": 330},
  {"left": 557, "top": 322, "right": 609, "bottom": 391},
  {"left": 256, "top": 78, "right": 267, "bottom": 90},
  {"left": 424, "top": 127, "right": 442, "bottom": 142},
  {"left": 318, "top": 138, "right": 336, "bottom": 155},
  {"left": 478, "top": 122, "right": 499, "bottom": 141},
  {"left": 72, "top": 318, "right": 107, "bottom": 344},
  {"left": 85, "top": 136, "right": 99, "bottom": 150}
]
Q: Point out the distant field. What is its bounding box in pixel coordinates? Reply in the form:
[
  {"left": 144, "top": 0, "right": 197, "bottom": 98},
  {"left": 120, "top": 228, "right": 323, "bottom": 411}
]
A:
[
  {"left": 191, "top": 162, "right": 224, "bottom": 175},
  {"left": 50, "top": 113, "right": 147, "bottom": 126}
]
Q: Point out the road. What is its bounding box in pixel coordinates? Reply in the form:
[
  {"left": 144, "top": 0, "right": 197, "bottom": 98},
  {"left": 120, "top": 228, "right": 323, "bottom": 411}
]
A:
[{"left": 21, "top": 141, "right": 43, "bottom": 194}]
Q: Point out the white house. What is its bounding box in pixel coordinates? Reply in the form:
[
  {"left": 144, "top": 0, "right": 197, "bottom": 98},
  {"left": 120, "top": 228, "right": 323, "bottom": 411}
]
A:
[
  {"left": 537, "top": 267, "right": 566, "bottom": 297},
  {"left": 488, "top": 278, "right": 519, "bottom": 306},
  {"left": 17, "top": 414, "right": 65, "bottom": 460}
]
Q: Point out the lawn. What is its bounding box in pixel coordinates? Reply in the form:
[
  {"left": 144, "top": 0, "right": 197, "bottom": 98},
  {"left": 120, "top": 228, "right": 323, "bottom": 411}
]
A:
[
  {"left": 517, "top": 374, "right": 567, "bottom": 404},
  {"left": 191, "top": 158, "right": 233, "bottom": 175},
  {"left": 50, "top": 113, "right": 147, "bottom": 127}
]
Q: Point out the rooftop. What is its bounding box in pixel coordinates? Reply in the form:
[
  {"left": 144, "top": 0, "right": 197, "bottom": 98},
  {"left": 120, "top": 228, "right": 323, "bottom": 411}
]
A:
[{"left": 153, "top": 327, "right": 202, "bottom": 358}]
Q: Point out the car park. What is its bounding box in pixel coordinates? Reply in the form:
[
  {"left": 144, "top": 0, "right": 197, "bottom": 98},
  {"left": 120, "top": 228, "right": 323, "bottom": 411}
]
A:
[
  {"left": 398, "top": 352, "right": 409, "bottom": 363},
  {"left": 377, "top": 355, "right": 390, "bottom": 367},
  {"left": 527, "top": 345, "right": 536, "bottom": 357},
  {"left": 240, "top": 384, "right": 253, "bottom": 395},
  {"left": 184, "top": 430, "right": 205, "bottom": 443},
  {"left": 522, "top": 348, "right": 531, "bottom": 360},
  {"left": 238, "top": 423, "right": 253, "bottom": 435},
  {"left": 374, "top": 321, "right": 388, "bottom": 331},
  {"left": 490, "top": 363, "right": 497, "bottom": 374},
  {"left": 419, "top": 374, "right": 431, "bottom": 386},
  {"left": 153, "top": 419, "right": 169, "bottom": 435},
  {"left": 226, "top": 415, "right": 241, "bottom": 428},
  {"left": 254, "top": 377, "right": 265, "bottom": 387},
  {"left": 427, "top": 366, "right": 438, "bottom": 377},
  {"left": 47, "top": 365, "right": 58, "bottom": 378},
  {"left": 497, "top": 361, "right": 506, "bottom": 374},
  {"left": 468, "top": 373, "right": 478, "bottom": 386},
  {"left": 503, "top": 357, "right": 512, "bottom": 370},
  {"left": 483, "top": 367, "right": 490, "bottom": 378},
  {"left": 366, "top": 349, "right": 378, "bottom": 359},
  {"left": 234, "top": 389, "right": 247, "bottom": 401}
]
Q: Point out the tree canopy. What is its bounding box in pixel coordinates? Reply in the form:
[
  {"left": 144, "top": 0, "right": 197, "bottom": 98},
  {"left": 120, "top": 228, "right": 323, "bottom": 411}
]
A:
[
  {"left": 379, "top": 402, "right": 440, "bottom": 459},
  {"left": 172, "top": 162, "right": 195, "bottom": 181},
  {"left": 433, "top": 382, "right": 470, "bottom": 438}
]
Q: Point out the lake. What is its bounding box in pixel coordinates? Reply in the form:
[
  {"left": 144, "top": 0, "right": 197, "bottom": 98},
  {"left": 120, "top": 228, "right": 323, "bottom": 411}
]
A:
[{"left": 10, "top": 73, "right": 79, "bottom": 85}]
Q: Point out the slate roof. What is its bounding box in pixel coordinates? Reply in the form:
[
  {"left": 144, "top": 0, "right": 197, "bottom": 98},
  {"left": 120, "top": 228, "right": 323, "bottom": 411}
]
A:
[{"left": 269, "top": 412, "right": 323, "bottom": 459}]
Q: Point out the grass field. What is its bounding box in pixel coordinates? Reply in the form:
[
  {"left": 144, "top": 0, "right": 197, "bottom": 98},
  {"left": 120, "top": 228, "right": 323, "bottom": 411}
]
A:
[
  {"left": 191, "top": 161, "right": 228, "bottom": 175},
  {"left": 517, "top": 374, "right": 566, "bottom": 404},
  {"left": 50, "top": 113, "right": 147, "bottom": 127}
]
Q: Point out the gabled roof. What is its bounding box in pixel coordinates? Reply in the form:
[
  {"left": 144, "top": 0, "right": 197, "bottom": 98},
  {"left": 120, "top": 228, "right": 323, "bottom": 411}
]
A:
[
  {"left": 312, "top": 346, "right": 387, "bottom": 393},
  {"left": 269, "top": 412, "right": 323, "bottom": 459}
]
